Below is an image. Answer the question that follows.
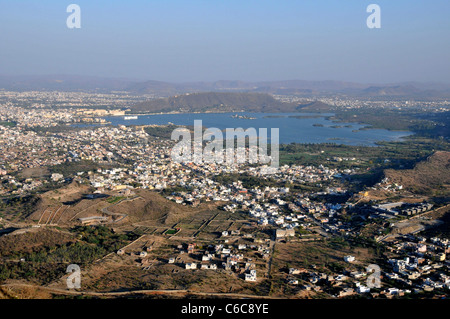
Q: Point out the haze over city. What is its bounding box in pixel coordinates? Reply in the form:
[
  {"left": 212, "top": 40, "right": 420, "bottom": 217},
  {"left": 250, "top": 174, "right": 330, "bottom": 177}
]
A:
[{"left": 0, "top": 0, "right": 449, "bottom": 83}]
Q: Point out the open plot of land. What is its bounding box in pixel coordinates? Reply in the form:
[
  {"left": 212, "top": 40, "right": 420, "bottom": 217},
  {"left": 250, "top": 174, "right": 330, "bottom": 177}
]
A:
[
  {"left": 66, "top": 232, "right": 271, "bottom": 296},
  {"left": 32, "top": 205, "right": 276, "bottom": 296},
  {"left": 268, "top": 239, "right": 379, "bottom": 298}
]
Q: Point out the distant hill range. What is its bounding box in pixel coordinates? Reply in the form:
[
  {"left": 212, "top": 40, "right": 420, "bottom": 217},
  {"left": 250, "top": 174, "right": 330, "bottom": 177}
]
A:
[
  {"left": 359, "top": 84, "right": 449, "bottom": 98},
  {"left": 1, "top": 74, "right": 450, "bottom": 98},
  {"left": 127, "top": 79, "right": 450, "bottom": 98},
  {"left": 0, "top": 75, "right": 135, "bottom": 92}
]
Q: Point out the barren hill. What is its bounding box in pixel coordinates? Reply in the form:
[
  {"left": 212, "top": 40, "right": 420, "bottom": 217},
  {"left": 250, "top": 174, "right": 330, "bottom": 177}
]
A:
[
  {"left": 23, "top": 183, "right": 213, "bottom": 227},
  {"left": 129, "top": 92, "right": 298, "bottom": 114},
  {"left": 27, "top": 182, "right": 93, "bottom": 224},
  {"left": 107, "top": 189, "right": 198, "bottom": 225},
  {"left": 384, "top": 151, "right": 450, "bottom": 196},
  {"left": 129, "top": 91, "right": 337, "bottom": 114}
]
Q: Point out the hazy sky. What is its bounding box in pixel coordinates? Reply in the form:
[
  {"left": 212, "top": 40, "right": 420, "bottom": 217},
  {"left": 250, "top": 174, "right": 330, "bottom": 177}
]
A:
[{"left": 1, "top": 0, "right": 449, "bottom": 83}]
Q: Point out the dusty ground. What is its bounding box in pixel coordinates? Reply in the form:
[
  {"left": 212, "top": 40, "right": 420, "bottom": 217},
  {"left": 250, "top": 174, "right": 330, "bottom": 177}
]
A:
[
  {"left": 385, "top": 151, "right": 450, "bottom": 197},
  {"left": 268, "top": 239, "right": 379, "bottom": 298}
]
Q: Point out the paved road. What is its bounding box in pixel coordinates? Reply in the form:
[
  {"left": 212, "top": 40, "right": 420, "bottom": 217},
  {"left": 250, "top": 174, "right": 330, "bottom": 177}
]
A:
[
  {"left": 267, "top": 239, "right": 276, "bottom": 279},
  {"left": 1, "top": 283, "right": 282, "bottom": 299}
]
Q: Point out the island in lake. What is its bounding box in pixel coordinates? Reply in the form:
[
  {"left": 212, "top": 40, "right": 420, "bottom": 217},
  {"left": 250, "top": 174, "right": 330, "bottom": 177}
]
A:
[
  {"left": 231, "top": 114, "right": 256, "bottom": 119},
  {"left": 289, "top": 115, "right": 324, "bottom": 119}
]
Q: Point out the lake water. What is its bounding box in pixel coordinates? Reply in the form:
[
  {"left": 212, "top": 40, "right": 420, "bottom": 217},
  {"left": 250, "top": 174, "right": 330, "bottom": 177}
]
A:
[{"left": 102, "top": 112, "right": 412, "bottom": 146}]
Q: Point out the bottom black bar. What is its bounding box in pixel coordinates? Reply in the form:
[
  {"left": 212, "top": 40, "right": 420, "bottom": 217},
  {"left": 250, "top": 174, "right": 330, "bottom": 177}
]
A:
[{"left": 0, "top": 298, "right": 447, "bottom": 318}]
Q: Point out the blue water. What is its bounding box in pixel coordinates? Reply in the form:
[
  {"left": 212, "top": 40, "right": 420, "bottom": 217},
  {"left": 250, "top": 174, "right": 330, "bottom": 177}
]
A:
[{"left": 101, "top": 112, "right": 412, "bottom": 146}]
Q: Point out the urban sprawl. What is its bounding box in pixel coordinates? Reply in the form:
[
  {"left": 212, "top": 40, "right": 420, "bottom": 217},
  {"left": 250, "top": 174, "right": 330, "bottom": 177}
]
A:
[{"left": 0, "top": 91, "right": 449, "bottom": 299}]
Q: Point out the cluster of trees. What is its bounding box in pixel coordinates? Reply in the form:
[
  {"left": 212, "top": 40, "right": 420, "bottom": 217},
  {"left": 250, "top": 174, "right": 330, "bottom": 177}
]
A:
[
  {"left": 332, "top": 108, "right": 449, "bottom": 140},
  {"left": 0, "top": 261, "right": 66, "bottom": 284},
  {"left": 144, "top": 125, "right": 180, "bottom": 139},
  {"left": 0, "top": 195, "right": 40, "bottom": 220},
  {"left": 72, "top": 225, "right": 139, "bottom": 249},
  {"left": 0, "top": 121, "right": 16, "bottom": 127},
  {"left": 213, "top": 173, "right": 290, "bottom": 189},
  {"left": 0, "top": 226, "right": 139, "bottom": 284}
]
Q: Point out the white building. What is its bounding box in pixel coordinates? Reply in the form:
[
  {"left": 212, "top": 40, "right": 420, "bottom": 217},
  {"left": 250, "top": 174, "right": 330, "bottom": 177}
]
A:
[
  {"left": 185, "top": 263, "right": 197, "bottom": 270},
  {"left": 357, "top": 286, "right": 371, "bottom": 293},
  {"left": 344, "top": 255, "right": 355, "bottom": 263}
]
